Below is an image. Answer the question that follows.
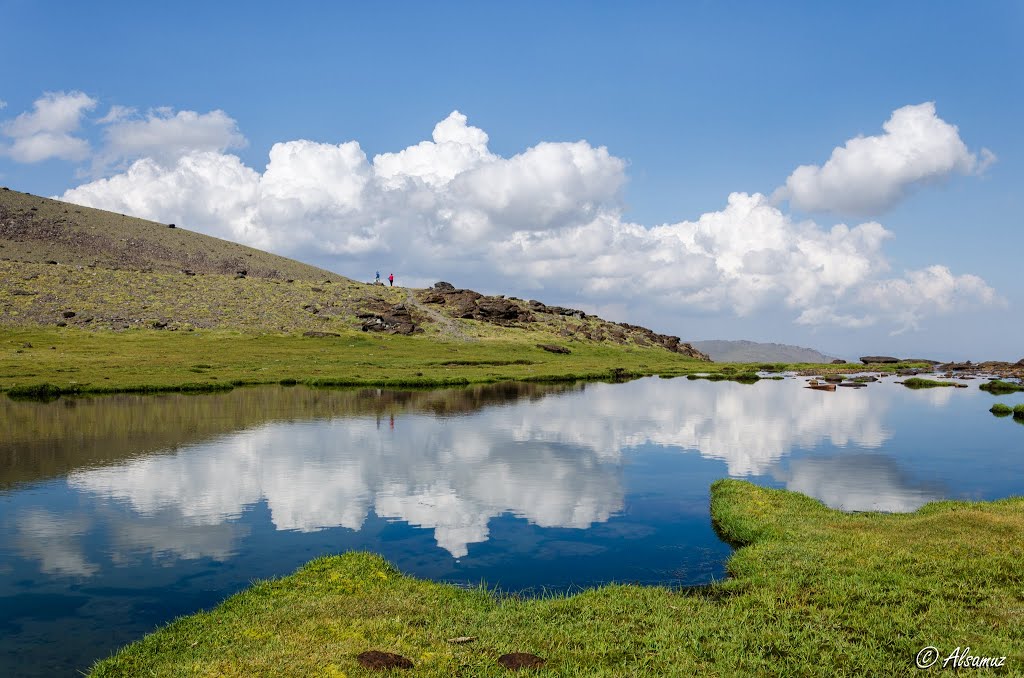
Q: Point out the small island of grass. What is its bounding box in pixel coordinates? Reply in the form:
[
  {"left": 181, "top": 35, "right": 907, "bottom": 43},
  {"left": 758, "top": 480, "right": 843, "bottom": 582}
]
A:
[
  {"left": 980, "top": 380, "right": 1024, "bottom": 395},
  {"left": 901, "top": 377, "right": 957, "bottom": 389},
  {"left": 990, "top": 403, "right": 1013, "bottom": 416}
]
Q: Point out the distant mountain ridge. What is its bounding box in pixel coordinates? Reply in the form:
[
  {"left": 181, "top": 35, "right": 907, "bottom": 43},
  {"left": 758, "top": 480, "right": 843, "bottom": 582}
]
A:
[{"left": 690, "top": 340, "right": 839, "bottom": 363}]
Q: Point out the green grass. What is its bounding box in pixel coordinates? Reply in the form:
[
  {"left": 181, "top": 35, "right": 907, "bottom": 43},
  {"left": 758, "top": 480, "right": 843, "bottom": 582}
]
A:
[
  {"left": 981, "top": 380, "right": 1024, "bottom": 395},
  {"left": 88, "top": 480, "right": 1024, "bottom": 677},
  {"left": 1, "top": 327, "right": 713, "bottom": 396},
  {"left": 990, "top": 403, "right": 1013, "bottom": 416},
  {"left": 901, "top": 377, "right": 957, "bottom": 389},
  {"left": 0, "top": 327, "right": 949, "bottom": 398}
]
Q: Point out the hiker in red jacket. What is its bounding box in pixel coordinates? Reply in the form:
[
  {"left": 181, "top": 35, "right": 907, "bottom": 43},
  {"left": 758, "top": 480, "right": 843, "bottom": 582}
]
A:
[{"left": 388, "top": 273, "right": 394, "bottom": 287}]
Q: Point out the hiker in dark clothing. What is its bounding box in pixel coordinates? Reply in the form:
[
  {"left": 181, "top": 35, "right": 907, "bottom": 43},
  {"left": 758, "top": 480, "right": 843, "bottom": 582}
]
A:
[
  {"left": 388, "top": 273, "right": 394, "bottom": 287},
  {"left": 375, "top": 270, "right": 380, "bottom": 283}
]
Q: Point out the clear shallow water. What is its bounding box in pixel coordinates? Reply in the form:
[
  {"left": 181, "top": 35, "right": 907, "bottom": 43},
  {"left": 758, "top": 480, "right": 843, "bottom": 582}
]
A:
[{"left": 1, "top": 376, "right": 1023, "bottom": 676}]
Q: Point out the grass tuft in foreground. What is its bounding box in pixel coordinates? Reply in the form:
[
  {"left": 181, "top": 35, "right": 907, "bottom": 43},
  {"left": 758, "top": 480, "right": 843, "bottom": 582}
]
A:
[{"left": 89, "top": 480, "right": 1024, "bottom": 677}]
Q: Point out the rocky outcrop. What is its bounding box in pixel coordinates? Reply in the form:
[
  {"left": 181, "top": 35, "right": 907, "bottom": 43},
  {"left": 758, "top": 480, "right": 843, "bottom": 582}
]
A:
[
  {"left": 616, "top": 323, "right": 711, "bottom": 360},
  {"left": 419, "top": 282, "right": 534, "bottom": 324},
  {"left": 414, "top": 281, "right": 710, "bottom": 361},
  {"left": 528, "top": 300, "right": 588, "bottom": 319}
]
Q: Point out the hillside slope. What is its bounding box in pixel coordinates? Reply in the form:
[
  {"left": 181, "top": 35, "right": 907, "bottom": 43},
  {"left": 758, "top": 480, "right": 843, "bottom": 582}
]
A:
[{"left": 0, "top": 189, "right": 708, "bottom": 360}]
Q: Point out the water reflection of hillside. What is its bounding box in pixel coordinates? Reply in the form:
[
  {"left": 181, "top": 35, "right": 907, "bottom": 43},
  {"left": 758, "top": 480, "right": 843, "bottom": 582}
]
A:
[{"left": 0, "top": 382, "right": 580, "bottom": 487}]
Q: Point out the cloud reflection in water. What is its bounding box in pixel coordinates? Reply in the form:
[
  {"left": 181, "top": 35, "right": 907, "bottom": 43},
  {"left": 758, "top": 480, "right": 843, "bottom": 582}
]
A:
[{"left": 63, "top": 379, "right": 915, "bottom": 562}]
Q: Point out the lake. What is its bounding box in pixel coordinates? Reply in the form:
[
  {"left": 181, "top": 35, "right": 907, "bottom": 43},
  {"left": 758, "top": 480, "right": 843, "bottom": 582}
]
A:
[{"left": 2, "top": 375, "right": 1022, "bottom": 676}]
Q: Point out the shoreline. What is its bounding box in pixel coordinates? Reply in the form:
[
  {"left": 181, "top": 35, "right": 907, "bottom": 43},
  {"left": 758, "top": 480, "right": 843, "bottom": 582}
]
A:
[
  {"left": 86, "top": 479, "right": 1024, "bottom": 676},
  {"left": 2, "top": 326, "right": 941, "bottom": 399}
]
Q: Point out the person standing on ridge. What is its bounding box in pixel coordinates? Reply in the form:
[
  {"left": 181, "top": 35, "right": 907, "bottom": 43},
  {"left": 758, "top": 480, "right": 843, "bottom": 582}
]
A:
[
  {"left": 388, "top": 273, "right": 394, "bottom": 287},
  {"left": 375, "top": 270, "right": 380, "bottom": 283}
]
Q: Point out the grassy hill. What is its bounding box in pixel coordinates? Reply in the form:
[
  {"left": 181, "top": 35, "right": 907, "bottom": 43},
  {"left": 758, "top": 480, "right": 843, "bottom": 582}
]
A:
[{"left": 1, "top": 188, "right": 710, "bottom": 393}]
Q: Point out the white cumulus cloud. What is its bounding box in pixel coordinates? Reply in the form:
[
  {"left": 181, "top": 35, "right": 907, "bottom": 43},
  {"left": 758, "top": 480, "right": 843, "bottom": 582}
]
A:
[
  {"left": 1, "top": 91, "right": 96, "bottom": 162},
  {"left": 58, "top": 105, "right": 1001, "bottom": 334},
  {"left": 775, "top": 102, "right": 994, "bottom": 216},
  {"left": 97, "top": 107, "right": 247, "bottom": 169}
]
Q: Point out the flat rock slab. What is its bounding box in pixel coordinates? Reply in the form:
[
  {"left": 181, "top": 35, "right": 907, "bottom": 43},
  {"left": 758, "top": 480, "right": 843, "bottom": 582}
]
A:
[{"left": 356, "top": 651, "right": 414, "bottom": 670}]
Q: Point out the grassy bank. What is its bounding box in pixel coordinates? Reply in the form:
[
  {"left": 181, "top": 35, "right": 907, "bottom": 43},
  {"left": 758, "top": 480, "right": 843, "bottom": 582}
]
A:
[
  {"left": 0, "top": 327, "right": 937, "bottom": 397},
  {"left": 1, "top": 327, "right": 712, "bottom": 395},
  {"left": 89, "top": 480, "right": 1024, "bottom": 677}
]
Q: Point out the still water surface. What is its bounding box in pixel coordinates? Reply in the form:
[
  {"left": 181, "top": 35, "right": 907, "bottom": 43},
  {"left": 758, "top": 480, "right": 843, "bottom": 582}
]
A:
[{"left": 2, "top": 376, "right": 1023, "bottom": 675}]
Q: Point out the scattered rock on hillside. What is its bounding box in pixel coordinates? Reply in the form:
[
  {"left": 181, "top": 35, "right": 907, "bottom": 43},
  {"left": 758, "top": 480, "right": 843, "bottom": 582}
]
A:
[
  {"left": 537, "top": 343, "right": 571, "bottom": 354},
  {"left": 61, "top": 310, "right": 76, "bottom": 318},
  {"left": 359, "top": 303, "right": 421, "bottom": 335}
]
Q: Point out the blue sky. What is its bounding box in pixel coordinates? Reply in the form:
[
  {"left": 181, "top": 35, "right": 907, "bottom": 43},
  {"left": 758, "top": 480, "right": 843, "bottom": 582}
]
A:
[{"left": 2, "top": 1, "right": 1021, "bottom": 359}]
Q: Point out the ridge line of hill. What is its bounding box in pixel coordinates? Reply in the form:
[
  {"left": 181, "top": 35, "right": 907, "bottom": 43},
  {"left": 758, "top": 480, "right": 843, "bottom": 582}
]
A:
[{"left": 0, "top": 188, "right": 709, "bottom": 360}]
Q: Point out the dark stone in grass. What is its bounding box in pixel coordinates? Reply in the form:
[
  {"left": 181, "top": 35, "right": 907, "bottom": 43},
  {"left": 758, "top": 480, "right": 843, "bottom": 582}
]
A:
[
  {"left": 537, "top": 343, "right": 571, "bottom": 354},
  {"left": 860, "top": 356, "right": 899, "bottom": 364},
  {"left": 182, "top": 269, "right": 196, "bottom": 276},
  {"left": 497, "top": 653, "right": 546, "bottom": 670},
  {"left": 356, "top": 651, "right": 413, "bottom": 670},
  {"left": 56, "top": 321, "right": 67, "bottom": 327},
  {"left": 167, "top": 223, "right": 175, "bottom": 228},
  {"left": 62, "top": 311, "right": 76, "bottom": 318},
  {"left": 311, "top": 287, "right": 323, "bottom": 292},
  {"left": 152, "top": 321, "right": 168, "bottom": 329},
  {"left": 302, "top": 331, "right": 340, "bottom": 338},
  {"left": 46, "top": 259, "right": 58, "bottom": 265}
]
